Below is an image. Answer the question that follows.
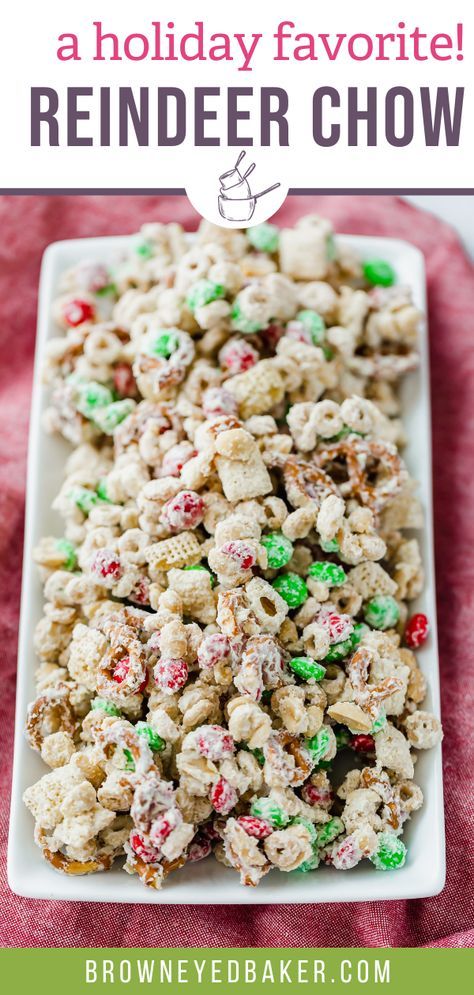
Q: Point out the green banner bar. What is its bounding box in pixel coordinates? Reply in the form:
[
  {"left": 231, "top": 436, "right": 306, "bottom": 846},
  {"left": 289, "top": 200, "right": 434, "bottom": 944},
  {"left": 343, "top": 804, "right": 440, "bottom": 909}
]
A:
[{"left": 0, "top": 948, "right": 471, "bottom": 995}]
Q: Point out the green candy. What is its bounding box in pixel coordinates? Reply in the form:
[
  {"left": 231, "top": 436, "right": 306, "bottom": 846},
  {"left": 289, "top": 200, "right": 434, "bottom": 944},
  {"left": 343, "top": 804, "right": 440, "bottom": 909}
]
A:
[
  {"left": 69, "top": 486, "right": 102, "bottom": 515},
  {"left": 247, "top": 222, "right": 279, "bottom": 254},
  {"left": 364, "top": 595, "right": 400, "bottom": 631},
  {"left": 55, "top": 538, "right": 77, "bottom": 571},
  {"left": 186, "top": 279, "right": 225, "bottom": 312},
  {"left": 143, "top": 329, "right": 180, "bottom": 359},
  {"left": 289, "top": 656, "right": 326, "bottom": 682},
  {"left": 272, "top": 572, "right": 308, "bottom": 608},
  {"left": 183, "top": 563, "right": 216, "bottom": 588},
  {"left": 135, "top": 721, "right": 166, "bottom": 753},
  {"left": 295, "top": 309, "right": 326, "bottom": 346},
  {"left": 370, "top": 832, "right": 407, "bottom": 871},
  {"left": 261, "top": 532, "right": 293, "bottom": 569},
  {"left": 95, "top": 282, "right": 117, "bottom": 297},
  {"left": 330, "top": 426, "right": 362, "bottom": 441},
  {"left": 91, "top": 698, "right": 122, "bottom": 717},
  {"left": 363, "top": 259, "right": 396, "bottom": 287},
  {"left": 75, "top": 380, "right": 114, "bottom": 420},
  {"left": 250, "top": 798, "right": 289, "bottom": 828},
  {"left": 316, "top": 817, "right": 344, "bottom": 849},
  {"left": 307, "top": 561, "right": 346, "bottom": 586},
  {"left": 135, "top": 241, "right": 154, "bottom": 259},
  {"left": 324, "top": 622, "right": 366, "bottom": 662},
  {"left": 371, "top": 710, "right": 387, "bottom": 734},
  {"left": 238, "top": 742, "right": 265, "bottom": 765},
  {"left": 324, "top": 638, "right": 353, "bottom": 662},
  {"left": 306, "top": 726, "right": 331, "bottom": 764},
  {"left": 93, "top": 399, "right": 135, "bottom": 435},
  {"left": 231, "top": 300, "right": 265, "bottom": 334},
  {"left": 123, "top": 747, "right": 135, "bottom": 772},
  {"left": 320, "top": 537, "right": 340, "bottom": 554},
  {"left": 96, "top": 478, "right": 111, "bottom": 502}
]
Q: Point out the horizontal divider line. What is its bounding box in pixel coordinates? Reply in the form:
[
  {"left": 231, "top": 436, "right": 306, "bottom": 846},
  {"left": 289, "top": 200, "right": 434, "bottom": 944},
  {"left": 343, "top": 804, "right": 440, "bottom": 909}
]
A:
[{"left": 0, "top": 188, "right": 472, "bottom": 195}]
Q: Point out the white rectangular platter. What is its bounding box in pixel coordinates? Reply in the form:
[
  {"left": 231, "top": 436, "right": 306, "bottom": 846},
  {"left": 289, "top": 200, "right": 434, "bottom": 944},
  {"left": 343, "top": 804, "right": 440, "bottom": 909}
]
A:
[{"left": 8, "top": 231, "right": 445, "bottom": 904}]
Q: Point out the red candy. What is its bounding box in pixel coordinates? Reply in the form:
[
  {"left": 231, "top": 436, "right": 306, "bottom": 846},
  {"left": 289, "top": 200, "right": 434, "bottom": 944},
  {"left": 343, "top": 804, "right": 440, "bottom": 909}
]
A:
[
  {"left": 187, "top": 836, "right": 212, "bottom": 862},
  {"left": 154, "top": 657, "right": 189, "bottom": 693},
  {"left": 196, "top": 725, "right": 234, "bottom": 761},
  {"left": 202, "top": 387, "right": 238, "bottom": 419},
  {"left": 161, "top": 442, "right": 196, "bottom": 477},
  {"left": 404, "top": 612, "right": 429, "bottom": 648},
  {"left": 261, "top": 324, "right": 285, "bottom": 349},
  {"left": 129, "top": 831, "right": 160, "bottom": 864},
  {"left": 237, "top": 816, "right": 273, "bottom": 839},
  {"left": 197, "top": 633, "right": 231, "bottom": 670},
  {"left": 76, "top": 261, "right": 110, "bottom": 293},
  {"left": 332, "top": 836, "right": 359, "bottom": 870},
  {"left": 316, "top": 608, "right": 353, "bottom": 644},
  {"left": 112, "top": 656, "right": 131, "bottom": 684},
  {"left": 112, "top": 655, "right": 147, "bottom": 693},
  {"left": 219, "top": 338, "right": 259, "bottom": 375},
  {"left": 302, "top": 783, "right": 334, "bottom": 807},
  {"left": 201, "top": 821, "right": 222, "bottom": 843},
  {"left": 130, "top": 576, "right": 150, "bottom": 605},
  {"left": 91, "top": 549, "right": 123, "bottom": 580},
  {"left": 161, "top": 490, "right": 204, "bottom": 531},
  {"left": 210, "top": 776, "right": 238, "bottom": 815},
  {"left": 220, "top": 540, "right": 256, "bottom": 571},
  {"left": 350, "top": 734, "right": 376, "bottom": 754},
  {"left": 113, "top": 363, "right": 137, "bottom": 398},
  {"left": 63, "top": 298, "right": 95, "bottom": 327},
  {"left": 285, "top": 322, "right": 317, "bottom": 347},
  {"left": 148, "top": 814, "right": 175, "bottom": 846}
]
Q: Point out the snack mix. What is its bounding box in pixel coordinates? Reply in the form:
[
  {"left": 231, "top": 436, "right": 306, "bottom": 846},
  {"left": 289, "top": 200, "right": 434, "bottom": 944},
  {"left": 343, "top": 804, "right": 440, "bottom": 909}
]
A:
[{"left": 23, "top": 214, "right": 443, "bottom": 890}]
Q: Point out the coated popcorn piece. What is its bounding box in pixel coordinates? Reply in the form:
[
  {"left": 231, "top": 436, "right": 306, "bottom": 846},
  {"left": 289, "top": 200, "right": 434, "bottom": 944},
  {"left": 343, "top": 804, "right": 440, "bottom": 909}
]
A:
[
  {"left": 23, "top": 760, "right": 125, "bottom": 874},
  {"left": 166, "top": 567, "right": 217, "bottom": 624},
  {"left": 23, "top": 212, "right": 442, "bottom": 889},
  {"left": 272, "top": 685, "right": 326, "bottom": 738},
  {"left": 275, "top": 336, "right": 337, "bottom": 404},
  {"left": 40, "top": 731, "right": 76, "bottom": 769},
  {"left": 225, "top": 359, "right": 286, "bottom": 419},
  {"left": 227, "top": 695, "right": 272, "bottom": 749},
  {"left": 68, "top": 623, "right": 109, "bottom": 690},
  {"left": 33, "top": 603, "right": 79, "bottom": 664},
  {"left": 374, "top": 723, "right": 414, "bottom": 780},
  {"left": 223, "top": 817, "right": 271, "bottom": 886},
  {"left": 207, "top": 512, "right": 266, "bottom": 588}
]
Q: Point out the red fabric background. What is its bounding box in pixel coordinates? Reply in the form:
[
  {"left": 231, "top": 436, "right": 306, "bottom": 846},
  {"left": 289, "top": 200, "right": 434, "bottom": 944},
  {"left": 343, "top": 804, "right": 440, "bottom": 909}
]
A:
[{"left": 0, "top": 195, "right": 473, "bottom": 949}]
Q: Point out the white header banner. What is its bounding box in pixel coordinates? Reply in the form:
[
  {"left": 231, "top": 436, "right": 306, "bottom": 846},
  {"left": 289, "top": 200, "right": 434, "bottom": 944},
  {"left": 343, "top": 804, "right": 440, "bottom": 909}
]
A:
[{"left": 1, "top": 1, "right": 472, "bottom": 223}]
